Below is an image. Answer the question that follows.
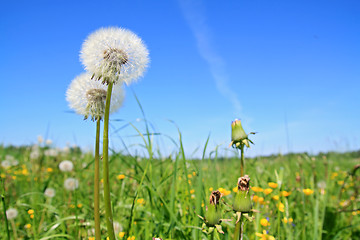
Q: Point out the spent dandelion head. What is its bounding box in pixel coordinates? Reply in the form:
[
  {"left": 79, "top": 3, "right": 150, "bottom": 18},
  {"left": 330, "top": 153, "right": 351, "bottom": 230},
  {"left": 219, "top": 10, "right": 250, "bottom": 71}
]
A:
[
  {"left": 80, "top": 27, "right": 149, "bottom": 85},
  {"left": 66, "top": 72, "right": 124, "bottom": 121},
  {"left": 59, "top": 160, "right": 74, "bottom": 172},
  {"left": 64, "top": 178, "right": 79, "bottom": 191},
  {"left": 44, "top": 188, "right": 56, "bottom": 198},
  {"left": 6, "top": 208, "right": 18, "bottom": 220}
]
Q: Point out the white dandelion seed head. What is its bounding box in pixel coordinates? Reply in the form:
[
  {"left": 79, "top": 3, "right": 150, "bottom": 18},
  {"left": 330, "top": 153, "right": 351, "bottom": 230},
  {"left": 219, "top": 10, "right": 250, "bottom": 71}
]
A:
[
  {"left": 37, "top": 135, "right": 44, "bottom": 143},
  {"left": 66, "top": 72, "right": 125, "bottom": 121},
  {"left": 44, "top": 148, "right": 58, "bottom": 157},
  {"left": 45, "top": 139, "right": 53, "bottom": 145},
  {"left": 44, "top": 188, "right": 56, "bottom": 198},
  {"left": 6, "top": 208, "right": 18, "bottom": 220},
  {"left": 1, "top": 160, "right": 11, "bottom": 168},
  {"left": 59, "top": 160, "right": 74, "bottom": 172},
  {"left": 113, "top": 221, "right": 123, "bottom": 234},
  {"left": 64, "top": 178, "right": 79, "bottom": 191},
  {"left": 80, "top": 27, "right": 150, "bottom": 85}
]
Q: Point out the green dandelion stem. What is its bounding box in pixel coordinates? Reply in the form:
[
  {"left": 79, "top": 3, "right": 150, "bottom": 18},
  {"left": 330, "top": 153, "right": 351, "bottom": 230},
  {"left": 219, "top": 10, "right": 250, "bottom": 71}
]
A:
[
  {"left": 1, "top": 182, "right": 11, "bottom": 240},
  {"left": 94, "top": 118, "right": 101, "bottom": 240},
  {"left": 233, "top": 219, "right": 243, "bottom": 240},
  {"left": 103, "top": 81, "right": 116, "bottom": 240},
  {"left": 240, "top": 143, "right": 245, "bottom": 176}
]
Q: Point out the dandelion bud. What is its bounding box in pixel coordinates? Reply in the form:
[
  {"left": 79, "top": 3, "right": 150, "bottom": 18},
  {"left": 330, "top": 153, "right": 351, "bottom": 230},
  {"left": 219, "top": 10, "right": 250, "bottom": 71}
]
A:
[
  {"left": 205, "top": 190, "right": 222, "bottom": 226},
  {"left": 233, "top": 175, "right": 252, "bottom": 213},
  {"left": 230, "top": 119, "right": 255, "bottom": 148}
]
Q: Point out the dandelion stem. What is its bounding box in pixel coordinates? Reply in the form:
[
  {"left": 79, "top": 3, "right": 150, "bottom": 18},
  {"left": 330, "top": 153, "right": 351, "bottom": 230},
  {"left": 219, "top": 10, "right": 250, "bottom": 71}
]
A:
[
  {"left": 240, "top": 143, "right": 244, "bottom": 177},
  {"left": 94, "top": 119, "right": 101, "bottom": 240},
  {"left": 103, "top": 81, "right": 116, "bottom": 240},
  {"left": 10, "top": 219, "right": 18, "bottom": 240},
  {"left": 233, "top": 218, "right": 243, "bottom": 240},
  {"left": 1, "top": 181, "right": 11, "bottom": 240}
]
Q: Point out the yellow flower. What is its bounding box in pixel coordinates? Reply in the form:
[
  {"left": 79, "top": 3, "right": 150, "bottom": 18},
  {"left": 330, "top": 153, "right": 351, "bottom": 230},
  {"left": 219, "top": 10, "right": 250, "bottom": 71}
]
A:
[
  {"left": 0, "top": 173, "right": 5, "bottom": 178},
  {"left": 190, "top": 189, "right": 195, "bottom": 194},
  {"left": 28, "top": 209, "right": 34, "bottom": 215},
  {"left": 117, "top": 174, "right": 125, "bottom": 180},
  {"left": 233, "top": 186, "right": 238, "bottom": 192},
  {"left": 251, "top": 186, "right": 263, "bottom": 192},
  {"left": 47, "top": 168, "right": 53, "bottom": 173},
  {"left": 283, "top": 217, "right": 293, "bottom": 224},
  {"left": 88, "top": 237, "right": 95, "bottom": 240},
  {"left": 137, "top": 198, "right": 145, "bottom": 205},
  {"left": 209, "top": 187, "right": 213, "bottom": 191},
  {"left": 337, "top": 180, "right": 344, "bottom": 185},
  {"left": 188, "top": 180, "right": 191, "bottom": 184},
  {"left": 256, "top": 230, "right": 275, "bottom": 240},
  {"left": 70, "top": 204, "right": 75, "bottom": 208},
  {"left": 253, "top": 195, "right": 259, "bottom": 202},
  {"left": 30, "top": 214, "right": 34, "bottom": 219},
  {"left": 127, "top": 236, "right": 135, "bottom": 240},
  {"left": 272, "top": 195, "right": 279, "bottom": 201},
  {"left": 22, "top": 169, "right": 29, "bottom": 175},
  {"left": 25, "top": 223, "right": 31, "bottom": 229},
  {"left": 119, "top": 232, "right": 125, "bottom": 238},
  {"left": 11, "top": 176, "right": 16, "bottom": 180},
  {"left": 187, "top": 174, "right": 192, "bottom": 179},
  {"left": 303, "top": 189, "right": 314, "bottom": 196},
  {"left": 218, "top": 188, "right": 231, "bottom": 196},
  {"left": 268, "top": 182, "right": 278, "bottom": 188},
  {"left": 281, "top": 191, "right": 291, "bottom": 197},
  {"left": 258, "top": 197, "right": 265, "bottom": 205},
  {"left": 260, "top": 218, "right": 270, "bottom": 227},
  {"left": 277, "top": 202, "right": 285, "bottom": 212},
  {"left": 77, "top": 203, "right": 83, "bottom": 208},
  {"left": 331, "top": 172, "right": 338, "bottom": 179},
  {"left": 264, "top": 188, "right": 273, "bottom": 195},
  {"left": 192, "top": 171, "right": 196, "bottom": 176}
]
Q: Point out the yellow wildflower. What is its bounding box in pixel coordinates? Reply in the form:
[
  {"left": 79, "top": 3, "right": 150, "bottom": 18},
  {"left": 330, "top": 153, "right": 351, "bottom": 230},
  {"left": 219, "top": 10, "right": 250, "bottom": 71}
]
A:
[
  {"left": 117, "top": 174, "right": 125, "bottom": 180},
  {"left": 331, "top": 172, "right": 338, "bottom": 179},
  {"left": 47, "top": 168, "right": 53, "bottom": 173},
  {"left": 233, "top": 186, "right": 238, "bottom": 192},
  {"left": 25, "top": 223, "right": 31, "bottom": 229},
  {"left": 264, "top": 188, "right": 273, "bottom": 195},
  {"left": 119, "top": 232, "right": 125, "bottom": 238},
  {"left": 218, "top": 188, "right": 231, "bottom": 196},
  {"left": 253, "top": 195, "right": 259, "bottom": 202},
  {"left": 258, "top": 197, "right": 265, "bottom": 205},
  {"left": 192, "top": 171, "right": 196, "bottom": 176},
  {"left": 209, "top": 187, "right": 213, "bottom": 191},
  {"left": 260, "top": 218, "right": 270, "bottom": 227},
  {"left": 251, "top": 186, "right": 263, "bottom": 192},
  {"left": 88, "top": 237, "right": 95, "bottom": 240},
  {"left": 0, "top": 173, "right": 5, "bottom": 178},
  {"left": 283, "top": 217, "right": 293, "bottom": 224},
  {"left": 190, "top": 189, "right": 195, "bottom": 194},
  {"left": 137, "top": 198, "right": 145, "bottom": 205},
  {"left": 77, "top": 203, "right": 83, "bottom": 208},
  {"left": 277, "top": 202, "right": 285, "bottom": 212},
  {"left": 281, "top": 191, "right": 291, "bottom": 197},
  {"left": 11, "top": 176, "right": 16, "bottom": 180},
  {"left": 303, "top": 189, "right": 314, "bottom": 196},
  {"left": 187, "top": 174, "right": 192, "bottom": 179},
  {"left": 70, "top": 204, "right": 75, "bottom": 208},
  {"left": 30, "top": 214, "right": 34, "bottom": 219},
  {"left": 256, "top": 230, "right": 275, "bottom": 240},
  {"left": 272, "top": 195, "right": 279, "bottom": 201},
  {"left": 27, "top": 209, "right": 34, "bottom": 215},
  {"left": 22, "top": 169, "right": 29, "bottom": 175},
  {"left": 337, "top": 180, "right": 344, "bottom": 185},
  {"left": 127, "top": 236, "right": 135, "bottom": 240},
  {"left": 268, "top": 182, "right": 278, "bottom": 188}
]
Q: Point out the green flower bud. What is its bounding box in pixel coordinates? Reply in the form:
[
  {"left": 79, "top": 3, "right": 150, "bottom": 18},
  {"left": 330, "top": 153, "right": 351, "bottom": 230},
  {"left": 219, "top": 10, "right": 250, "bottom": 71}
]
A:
[
  {"left": 205, "top": 190, "right": 222, "bottom": 226},
  {"left": 231, "top": 119, "right": 247, "bottom": 142},
  {"left": 233, "top": 175, "right": 252, "bottom": 213}
]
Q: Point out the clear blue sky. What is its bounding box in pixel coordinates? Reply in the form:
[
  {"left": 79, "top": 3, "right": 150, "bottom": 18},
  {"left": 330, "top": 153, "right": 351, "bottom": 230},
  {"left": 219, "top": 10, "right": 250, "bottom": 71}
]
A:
[{"left": 1, "top": 0, "right": 359, "bottom": 158}]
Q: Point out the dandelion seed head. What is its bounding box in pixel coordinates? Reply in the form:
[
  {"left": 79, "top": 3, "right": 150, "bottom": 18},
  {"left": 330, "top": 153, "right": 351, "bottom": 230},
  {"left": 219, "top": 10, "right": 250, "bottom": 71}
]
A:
[
  {"left": 6, "top": 208, "right": 18, "bottom": 220},
  {"left": 64, "top": 178, "right": 79, "bottom": 191},
  {"left": 80, "top": 27, "right": 149, "bottom": 85},
  {"left": 66, "top": 72, "right": 124, "bottom": 121},
  {"left": 59, "top": 160, "right": 74, "bottom": 172},
  {"left": 44, "top": 188, "right": 56, "bottom": 198}
]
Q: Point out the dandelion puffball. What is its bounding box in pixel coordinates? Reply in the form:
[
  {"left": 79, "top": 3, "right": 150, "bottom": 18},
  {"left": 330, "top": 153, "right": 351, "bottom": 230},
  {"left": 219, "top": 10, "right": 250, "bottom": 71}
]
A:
[
  {"left": 80, "top": 27, "right": 149, "bottom": 85},
  {"left": 59, "top": 160, "right": 74, "bottom": 172},
  {"left": 66, "top": 72, "right": 124, "bottom": 121},
  {"left": 44, "top": 188, "right": 56, "bottom": 198},
  {"left": 6, "top": 208, "right": 18, "bottom": 220},
  {"left": 64, "top": 178, "right": 79, "bottom": 191}
]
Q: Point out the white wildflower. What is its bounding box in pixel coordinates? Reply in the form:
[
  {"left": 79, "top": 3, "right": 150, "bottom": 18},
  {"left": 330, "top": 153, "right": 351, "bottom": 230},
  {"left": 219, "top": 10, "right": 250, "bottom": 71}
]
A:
[
  {"left": 64, "top": 178, "right": 79, "bottom": 191},
  {"left": 37, "top": 135, "right": 44, "bottom": 144},
  {"left": 80, "top": 27, "right": 149, "bottom": 85},
  {"left": 59, "top": 160, "right": 74, "bottom": 172},
  {"left": 113, "top": 221, "right": 123, "bottom": 234},
  {"left": 44, "top": 148, "right": 58, "bottom": 157},
  {"left": 6, "top": 208, "right": 18, "bottom": 220},
  {"left": 66, "top": 72, "right": 124, "bottom": 121},
  {"left": 45, "top": 139, "right": 53, "bottom": 145},
  {"left": 44, "top": 188, "right": 56, "bottom": 198},
  {"left": 1, "top": 160, "right": 11, "bottom": 168}
]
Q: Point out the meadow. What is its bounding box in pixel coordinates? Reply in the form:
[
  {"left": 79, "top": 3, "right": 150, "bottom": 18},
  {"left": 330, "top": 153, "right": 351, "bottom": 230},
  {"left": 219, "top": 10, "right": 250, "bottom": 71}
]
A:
[{"left": 1, "top": 135, "right": 359, "bottom": 240}]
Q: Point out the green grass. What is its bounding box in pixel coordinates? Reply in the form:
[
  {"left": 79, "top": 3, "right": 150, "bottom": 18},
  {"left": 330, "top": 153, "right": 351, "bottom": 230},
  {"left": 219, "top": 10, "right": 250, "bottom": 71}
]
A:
[{"left": 1, "top": 139, "right": 359, "bottom": 239}]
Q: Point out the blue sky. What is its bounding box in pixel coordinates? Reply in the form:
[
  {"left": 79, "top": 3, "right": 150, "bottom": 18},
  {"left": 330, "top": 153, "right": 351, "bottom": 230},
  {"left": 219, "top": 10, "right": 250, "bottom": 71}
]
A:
[{"left": 1, "top": 0, "right": 359, "bottom": 158}]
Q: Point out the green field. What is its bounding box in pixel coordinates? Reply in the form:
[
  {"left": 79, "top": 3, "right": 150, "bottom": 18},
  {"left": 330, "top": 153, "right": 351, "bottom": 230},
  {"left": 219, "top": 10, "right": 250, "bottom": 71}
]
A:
[{"left": 1, "top": 139, "right": 359, "bottom": 240}]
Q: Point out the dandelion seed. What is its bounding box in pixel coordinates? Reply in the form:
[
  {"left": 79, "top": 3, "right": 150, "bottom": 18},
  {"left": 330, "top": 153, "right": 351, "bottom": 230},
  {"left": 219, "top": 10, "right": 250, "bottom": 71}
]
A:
[
  {"left": 59, "top": 160, "right": 74, "bottom": 172},
  {"left": 66, "top": 72, "right": 124, "bottom": 121},
  {"left": 44, "top": 188, "right": 56, "bottom": 198},
  {"left": 64, "top": 178, "right": 79, "bottom": 191},
  {"left": 6, "top": 208, "right": 18, "bottom": 220},
  {"left": 80, "top": 27, "right": 149, "bottom": 85}
]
